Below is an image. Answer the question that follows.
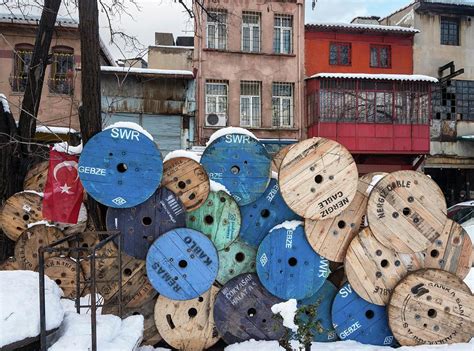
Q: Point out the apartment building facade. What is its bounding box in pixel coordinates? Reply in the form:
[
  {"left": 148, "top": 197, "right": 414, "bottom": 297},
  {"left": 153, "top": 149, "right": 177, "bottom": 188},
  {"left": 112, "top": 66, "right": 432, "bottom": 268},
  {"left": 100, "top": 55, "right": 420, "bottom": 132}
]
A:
[{"left": 193, "top": 0, "right": 305, "bottom": 150}]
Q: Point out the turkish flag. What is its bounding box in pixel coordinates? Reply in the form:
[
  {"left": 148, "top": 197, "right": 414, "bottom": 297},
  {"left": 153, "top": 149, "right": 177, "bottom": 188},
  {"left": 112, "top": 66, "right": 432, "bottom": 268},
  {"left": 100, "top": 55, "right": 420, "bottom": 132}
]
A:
[{"left": 42, "top": 148, "right": 84, "bottom": 224}]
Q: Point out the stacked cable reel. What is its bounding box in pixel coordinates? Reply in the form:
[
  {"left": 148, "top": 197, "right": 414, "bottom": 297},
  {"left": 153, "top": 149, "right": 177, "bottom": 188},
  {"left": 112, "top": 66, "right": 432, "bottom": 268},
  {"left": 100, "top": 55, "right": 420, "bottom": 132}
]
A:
[{"left": 1, "top": 123, "right": 473, "bottom": 349}]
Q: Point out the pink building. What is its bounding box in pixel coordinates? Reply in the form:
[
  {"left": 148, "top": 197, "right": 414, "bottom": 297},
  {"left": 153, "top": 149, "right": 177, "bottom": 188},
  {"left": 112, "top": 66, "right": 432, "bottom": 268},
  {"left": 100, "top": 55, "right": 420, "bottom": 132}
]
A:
[{"left": 193, "top": 0, "right": 305, "bottom": 149}]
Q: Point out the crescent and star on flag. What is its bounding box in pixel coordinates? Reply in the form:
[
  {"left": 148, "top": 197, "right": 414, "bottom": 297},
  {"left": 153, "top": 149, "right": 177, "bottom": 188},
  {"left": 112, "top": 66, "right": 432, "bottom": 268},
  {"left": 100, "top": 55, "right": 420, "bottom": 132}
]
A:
[{"left": 53, "top": 160, "right": 79, "bottom": 195}]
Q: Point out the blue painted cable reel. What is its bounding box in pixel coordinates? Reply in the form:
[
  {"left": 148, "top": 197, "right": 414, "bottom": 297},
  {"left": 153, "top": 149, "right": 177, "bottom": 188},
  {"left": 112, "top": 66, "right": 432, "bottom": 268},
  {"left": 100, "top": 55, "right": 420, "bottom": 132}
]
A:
[
  {"left": 256, "top": 223, "right": 330, "bottom": 300},
  {"left": 298, "top": 280, "right": 338, "bottom": 342},
  {"left": 200, "top": 133, "right": 271, "bottom": 206},
  {"left": 146, "top": 228, "right": 218, "bottom": 301},
  {"left": 78, "top": 126, "right": 163, "bottom": 208},
  {"left": 240, "top": 178, "right": 301, "bottom": 248},
  {"left": 331, "top": 283, "right": 396, "bottom": 346},
  {"left": 106, "top": 187, "right": 186, "bottom": 259},
  {"left": 213, "top": 273, "right": 285, "bottom": 344}
]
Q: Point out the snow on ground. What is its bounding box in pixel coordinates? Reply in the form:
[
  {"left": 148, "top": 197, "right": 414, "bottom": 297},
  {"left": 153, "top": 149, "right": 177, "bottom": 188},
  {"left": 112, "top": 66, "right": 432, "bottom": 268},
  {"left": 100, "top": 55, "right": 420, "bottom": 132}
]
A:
[
  {"left": 464, "top": 267, "right": 473, "bottom": 291},
  {"left": 163, "top": 149, "right": 201, "bottom": 163},
  {"left": 104, "top": 121, "right": 154, "bottom": 141},
  {"left": 271, "top": 299, "right": 298, "bottom": 332},
  {"left": 0, "top": 271, "right": 64, "bottom": 348},
  {"left": 49, "top": 312, "right": 144, "bottom": 351},
  {"left": 206, "top": 127, "right": 257, "bottom": 146},
  {"left": 210, "top": 180, "right": 231, "bottom": 195},
  {"left": 225, "top": 339, "right": 474, "bottom": 351},
  {"left": 60, "top": 294, "right": 104, "bottom": 315},
  {"left": 270, "top": 220, "right": 304, "bottom": 233}
]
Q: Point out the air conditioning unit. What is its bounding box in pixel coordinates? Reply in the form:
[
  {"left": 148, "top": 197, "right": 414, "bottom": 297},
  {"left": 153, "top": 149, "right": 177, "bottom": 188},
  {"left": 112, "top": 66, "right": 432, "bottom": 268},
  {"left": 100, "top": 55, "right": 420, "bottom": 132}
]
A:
[{"left": 205, "top": 113, "right": 227, "bottom": 127}]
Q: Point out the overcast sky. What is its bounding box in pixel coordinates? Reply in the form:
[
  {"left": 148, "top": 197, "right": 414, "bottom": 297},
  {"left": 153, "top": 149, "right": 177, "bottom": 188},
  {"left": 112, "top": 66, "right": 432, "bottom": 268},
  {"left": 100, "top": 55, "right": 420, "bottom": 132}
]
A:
[{"left": 0, "top": 0, "right": 416, "bottom": 61}]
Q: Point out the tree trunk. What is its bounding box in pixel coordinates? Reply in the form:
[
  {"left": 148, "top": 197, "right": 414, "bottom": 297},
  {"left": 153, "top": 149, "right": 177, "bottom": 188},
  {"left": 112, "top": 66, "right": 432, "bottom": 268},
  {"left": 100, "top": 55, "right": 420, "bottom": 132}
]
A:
[
  {"left": 17, "top": 0, "right": 61, "bottom": 158},
  {"left": 78, "top": 0, "right": 106, "bottom": 230}
]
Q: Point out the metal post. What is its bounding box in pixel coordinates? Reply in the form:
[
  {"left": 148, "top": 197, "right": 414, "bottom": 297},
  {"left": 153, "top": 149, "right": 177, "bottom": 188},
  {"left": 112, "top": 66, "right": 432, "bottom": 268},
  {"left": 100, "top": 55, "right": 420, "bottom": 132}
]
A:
[
  {"left": 118, "top": 230, "right": 123, "bottom": 318},
  {"left": 91, "top": 250, "right": 97, "bottom": 351},
  {"left": 75, "top": 242, "right": 81, "bottom": 313},
  {"left": 39, "top": 248, "right": 46, "bottom": 351}
]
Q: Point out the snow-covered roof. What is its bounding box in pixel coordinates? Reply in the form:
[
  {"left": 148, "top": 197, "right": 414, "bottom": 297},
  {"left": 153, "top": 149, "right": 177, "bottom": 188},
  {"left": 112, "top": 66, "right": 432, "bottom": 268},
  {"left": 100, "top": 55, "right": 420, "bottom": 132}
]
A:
[
  {"left": 100, "top": 66, "right": 194, "bottom": 78},
  {"left": 308, "top": 73, "right": 438, "bottom": 83},
  {"left": 151, "top": 45, "right": 194, "bottom": 50},
  {"left": 423, "top": 0, "right": 474, "bottom": 6},
  {"left": 306, "top": 22, "right": 419, "bottom": 34},
  {"left": 36, "top": 126, "right": 78, "bottom": 134},
  {"left": 0, "top": 13, "right": 77, "bottom": 28}
]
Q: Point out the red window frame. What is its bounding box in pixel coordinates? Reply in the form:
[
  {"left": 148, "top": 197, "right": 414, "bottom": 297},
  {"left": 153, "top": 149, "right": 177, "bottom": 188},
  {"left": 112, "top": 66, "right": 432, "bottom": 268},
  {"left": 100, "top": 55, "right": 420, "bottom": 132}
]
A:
[
  {"left": 370, "top": 45, "right": 391, "bottom": 68},
  {"left": 329, "top": 42, "right": 351, "bottom": 66}
]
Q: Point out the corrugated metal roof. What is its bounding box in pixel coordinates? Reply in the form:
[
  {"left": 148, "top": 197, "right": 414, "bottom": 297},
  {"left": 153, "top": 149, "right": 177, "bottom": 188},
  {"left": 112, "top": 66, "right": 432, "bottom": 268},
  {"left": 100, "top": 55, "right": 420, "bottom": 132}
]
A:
[
  {"left": 305, "top": 22, "right": 419, "bottom": 34},
  {"left": 100, "top": 66, "right": 194, "bottom": 78},
  {"left": 0, "top": 13, "right": 78, "bottom": 27},
  {"left": 308, "top": 73, "right": 438, "bottom": 83}
]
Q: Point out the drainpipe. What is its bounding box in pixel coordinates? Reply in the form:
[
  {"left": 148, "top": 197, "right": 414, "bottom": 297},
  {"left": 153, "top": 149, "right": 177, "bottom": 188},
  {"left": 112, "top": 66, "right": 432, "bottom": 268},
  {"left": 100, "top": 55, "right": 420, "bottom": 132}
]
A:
[{"left": 297, "top": 0, "right": 304, "bottom": 141}]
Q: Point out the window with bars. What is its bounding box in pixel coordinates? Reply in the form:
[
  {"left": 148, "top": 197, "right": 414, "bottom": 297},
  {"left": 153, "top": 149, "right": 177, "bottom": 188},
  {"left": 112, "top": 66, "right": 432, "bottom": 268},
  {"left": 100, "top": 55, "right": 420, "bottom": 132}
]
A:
[
  {"left": 272, "top": 82, "right": 294, "bottom": 128},
  {"left": 370, "top": 45, "right": 391, "bottom": 68},
  {"left": 11, "top": 44, "right": 33, "bottom": 92},
  {"left": 206, "top": 81, "right": 228, "bottom": 116},
  {"left": 242, "top": 12, "right": 261, "bottom": 53},
  {"left": 49, "top": 47, "right": 74, "bottom": 95},
  {"left": 273, "top": 14, "right": 293, "bottom": 54},
  {"left": 330, "top": 42, "right": 351, "bottom": 66},
  {"left": 207, "top": 10, "right": 227, "bottom": 50},
  {"left": 240, "top": 81, "right": 261, "bottom": 127},
  {"left": 441, "top": 17, "right": 459, "bottom": 46}
]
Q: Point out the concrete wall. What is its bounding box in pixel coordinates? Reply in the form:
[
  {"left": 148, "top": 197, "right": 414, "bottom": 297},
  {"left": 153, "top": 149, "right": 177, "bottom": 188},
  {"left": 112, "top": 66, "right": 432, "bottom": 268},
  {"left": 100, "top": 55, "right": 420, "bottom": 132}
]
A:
[
  {"left": 0, "top": 23, "right": 81, "bottom": 130},
  {"left": 148, "top": 46, "right": 193, "bottom": 70},
  {"left": 381, "top": 4, "right": 474, "bottom": 80},
  {"left": 194, "top": 0, "right": 305, "bottom": 143}
]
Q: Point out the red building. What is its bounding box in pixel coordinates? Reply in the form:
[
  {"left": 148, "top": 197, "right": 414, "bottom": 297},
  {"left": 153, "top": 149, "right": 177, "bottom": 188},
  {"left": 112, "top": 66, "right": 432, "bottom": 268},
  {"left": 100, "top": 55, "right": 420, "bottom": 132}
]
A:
[{"left": 305, "top": 22, "right": 437, "bottom": 173}]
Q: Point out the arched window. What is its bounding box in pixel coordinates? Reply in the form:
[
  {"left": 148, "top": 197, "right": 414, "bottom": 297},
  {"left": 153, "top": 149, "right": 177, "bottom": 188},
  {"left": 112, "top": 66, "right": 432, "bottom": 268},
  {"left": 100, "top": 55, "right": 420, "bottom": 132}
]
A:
[
  {"left": 12, "top": 43, "right": 34, "bottom": 92},
  {"left": 49, "top": 46, "right": 75, "bottom": 95}
]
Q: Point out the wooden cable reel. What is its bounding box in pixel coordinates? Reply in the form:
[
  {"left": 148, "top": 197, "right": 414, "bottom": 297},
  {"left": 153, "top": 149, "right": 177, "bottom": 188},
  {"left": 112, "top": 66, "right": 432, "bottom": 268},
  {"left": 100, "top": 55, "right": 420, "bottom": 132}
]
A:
[
  {"left": 186, "top": 191, "right": 241, "bottom": 251},
  {"left": 279, "top": 138, "right": 358, "bottom": 220},
  {"left": 345, "top": 227, "right": 424, "bottom": 306},
  {"left": 154, "top": 285, "right": 220, "bottom": 351},
  {"left": 162, "top": 157, "right": 210, "bottom": 211},
  {"left": 15, "top": 224, "right": 69, "bottom": 270},
  {"left": 23, "top": 161, "right": 49, "bottom": 192},
  {"left": 367, "top": 171, "right": 448, "bottom": 253},
  {"left": 388, "top": 269, "right": 474, "bottom": 346},
  {"left": 305, "top": 172, "right": 387, "bottom": 262},
  {"left": 423, "top": 219, "right": 473, "bottom": 279},
  {"left": 42, "top": 257, "right": 84, "bottom": 298},
  {"left": 0, "top": 191, "right": 43, "bottom": 241},
  {"left": 51, "top": 203, "right": 88, "bottom": 236},
  {"left": 216, "top": 238, "right": 256, "bottom": 285}
]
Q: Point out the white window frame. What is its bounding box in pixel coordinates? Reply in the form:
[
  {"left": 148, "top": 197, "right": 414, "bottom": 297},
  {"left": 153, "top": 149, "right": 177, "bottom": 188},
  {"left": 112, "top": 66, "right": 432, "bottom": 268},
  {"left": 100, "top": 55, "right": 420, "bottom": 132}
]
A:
[
  {"left": 242, "top": 12, "right": 261, "bottom": 53},
  {"left": 207, "top": 10, "right": 227, "bottom": 50},
  {"left": 240, "top": 81, "right": 261, "bottom": 128},
  {"left": 274, "top": 14, "right": 293, "bottom": 54},
  {"left": 205, "top": 81, "right": 228, "bottom": 116},
  {"left": 272, "top": 83, "right": 294, "bottom": 128}
]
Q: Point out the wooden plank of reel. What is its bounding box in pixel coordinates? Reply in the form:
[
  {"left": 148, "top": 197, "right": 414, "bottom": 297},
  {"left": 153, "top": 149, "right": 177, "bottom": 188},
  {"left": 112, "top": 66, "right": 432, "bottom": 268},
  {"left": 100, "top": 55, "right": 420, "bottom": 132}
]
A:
[
  {"left": 256, "top": 223, "right": 330, "bottom": 300},
  {"left": 23, "top": 161, "right": 49, "bottom": 192},
  {"left": 0, "top": 256, "right": 21, "bottom": 271},
  {"left": 388, "top": 269, "right": 474, "bottom": 346},
  {"left": 186, "top": 191, "right": 240, "bottom": 251},
  {"left": 423, "top": 219, "right": 473, "bottom": 279},
  {"left": 154, "top": 285, "right": 220, "bottom": 351},
  {"left": 345, "top": 227, "right": 424, "bottom": 306},
  {"left": 0, "top": 192, "right": 44, "bottom": 241},
  {"left": 305, "top": 173, "right": 387, "bottom": 262},
  {"left": 42, "top": 257, "right": 84, "bottom": 299},
  {"left": 162, "top": 157, "right": 210, "bottom": 211},
  {"left": 367, "top": 171, "right": 448, "bottom": 253},
  {"left": 15, "top": 224, "right": 69, "bottom": 270},
  {"left": 217, "top": 238, "right": 256, "bottom": 285},
  {"left": 200, "top": 133, "right": 271, "bottom": 206},
  {"left": 146, "top": 228, "right": 218, "bottom": 301},
  {"left": 279, "top": 138, "right": 358, "bottom": 220},
  {"left": 213, "top": 273, "right": 285, "bottom": 344}
]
